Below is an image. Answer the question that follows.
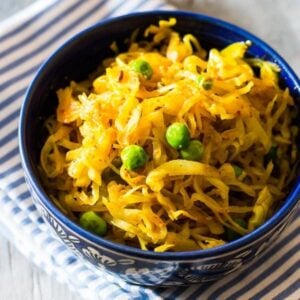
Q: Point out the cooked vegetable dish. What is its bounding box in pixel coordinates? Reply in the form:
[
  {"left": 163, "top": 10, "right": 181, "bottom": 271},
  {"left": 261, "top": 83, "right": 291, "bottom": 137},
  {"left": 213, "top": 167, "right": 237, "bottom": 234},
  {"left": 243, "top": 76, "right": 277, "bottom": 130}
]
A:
[{"left": 39, "top": 19, "right": 298, "bottom": 252}]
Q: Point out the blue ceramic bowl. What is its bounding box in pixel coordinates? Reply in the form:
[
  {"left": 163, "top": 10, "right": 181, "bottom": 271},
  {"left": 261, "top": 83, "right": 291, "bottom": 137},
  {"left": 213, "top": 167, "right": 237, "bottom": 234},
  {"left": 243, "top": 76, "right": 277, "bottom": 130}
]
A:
[{"left": 19, "top": 11, "right": 300, "bottom": 286}]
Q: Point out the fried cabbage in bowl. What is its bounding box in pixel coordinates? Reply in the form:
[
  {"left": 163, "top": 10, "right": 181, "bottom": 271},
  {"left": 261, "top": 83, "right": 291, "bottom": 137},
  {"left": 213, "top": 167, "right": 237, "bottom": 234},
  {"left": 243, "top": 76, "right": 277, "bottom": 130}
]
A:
[{"left": 39, "top": 18, "right": 298, "bottom": 252}]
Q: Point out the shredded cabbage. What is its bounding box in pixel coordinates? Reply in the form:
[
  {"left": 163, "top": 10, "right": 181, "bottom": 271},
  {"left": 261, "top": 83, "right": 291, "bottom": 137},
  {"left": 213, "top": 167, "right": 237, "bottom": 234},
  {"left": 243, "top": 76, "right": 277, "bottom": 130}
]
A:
[{"left": 39, "top": 18, "right": 298, "bottom": 251}]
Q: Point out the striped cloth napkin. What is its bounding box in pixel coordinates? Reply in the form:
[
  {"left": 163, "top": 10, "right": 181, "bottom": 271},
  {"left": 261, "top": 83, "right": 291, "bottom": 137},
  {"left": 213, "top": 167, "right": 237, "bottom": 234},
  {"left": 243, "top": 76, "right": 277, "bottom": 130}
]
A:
[{"left": 0, "top": 0, "right": 299, "bottom": 299}]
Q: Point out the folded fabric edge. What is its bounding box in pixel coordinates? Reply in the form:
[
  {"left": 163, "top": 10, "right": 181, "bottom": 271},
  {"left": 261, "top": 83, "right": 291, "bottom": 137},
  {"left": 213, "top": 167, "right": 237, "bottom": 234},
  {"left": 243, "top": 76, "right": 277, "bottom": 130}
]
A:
[{"left": 0, "top": 188, "right": 112, "bottom": 300}]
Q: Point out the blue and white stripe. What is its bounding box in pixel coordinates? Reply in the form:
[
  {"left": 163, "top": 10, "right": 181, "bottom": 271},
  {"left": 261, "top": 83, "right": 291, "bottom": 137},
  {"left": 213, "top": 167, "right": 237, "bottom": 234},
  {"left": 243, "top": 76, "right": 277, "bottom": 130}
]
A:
[{"left": 0, "top": 0, "right": 299, "bottom": 299}]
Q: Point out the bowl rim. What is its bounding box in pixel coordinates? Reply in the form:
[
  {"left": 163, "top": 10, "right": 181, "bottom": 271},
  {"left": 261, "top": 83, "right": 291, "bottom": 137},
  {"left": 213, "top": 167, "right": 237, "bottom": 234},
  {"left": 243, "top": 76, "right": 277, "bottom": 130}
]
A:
[{"left": 19, "top": 10, "right": 300, "bottom": 261}]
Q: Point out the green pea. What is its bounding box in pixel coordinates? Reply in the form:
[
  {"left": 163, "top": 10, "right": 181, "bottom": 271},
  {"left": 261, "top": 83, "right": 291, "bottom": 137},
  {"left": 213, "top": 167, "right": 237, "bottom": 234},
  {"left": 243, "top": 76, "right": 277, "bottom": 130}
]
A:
[
  {"left": 225, "top": 218, "right": 247, "bottom": 242},
  {"left": 121, "top": 145, "right": 148, "bottom": 170},
  {"left": 129, "top": 59, "right": 153, "bottom": 79},
  {"left": 196, "top": 74, "right": 213, "bottom": 90},
  {"left": 79, "top": 211, "right": 107, "bottom": 236},
  {"left": 166, "top": 123, "right": 190, "bottom": 150},
  {"left": 233, "top": 165, "right": 243, "bottom": 178},
  {"left": 180, "top": 140, "right": 204, "bottom": 161}
]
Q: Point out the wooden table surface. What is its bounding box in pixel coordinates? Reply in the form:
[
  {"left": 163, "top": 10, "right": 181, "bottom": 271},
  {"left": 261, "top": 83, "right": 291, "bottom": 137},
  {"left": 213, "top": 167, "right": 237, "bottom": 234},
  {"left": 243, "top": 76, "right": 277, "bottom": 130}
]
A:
[{"left": 0, "top": 1, "right": 299, "bottom": 299}]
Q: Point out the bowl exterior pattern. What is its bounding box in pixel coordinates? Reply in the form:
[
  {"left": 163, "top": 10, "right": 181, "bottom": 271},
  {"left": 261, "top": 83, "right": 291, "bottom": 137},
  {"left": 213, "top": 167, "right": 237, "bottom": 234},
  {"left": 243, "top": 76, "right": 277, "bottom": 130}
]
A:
[{"left": 26, "top": 175, "right": 298, "bottom": 286}]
